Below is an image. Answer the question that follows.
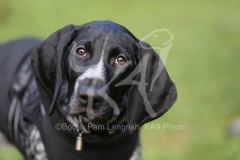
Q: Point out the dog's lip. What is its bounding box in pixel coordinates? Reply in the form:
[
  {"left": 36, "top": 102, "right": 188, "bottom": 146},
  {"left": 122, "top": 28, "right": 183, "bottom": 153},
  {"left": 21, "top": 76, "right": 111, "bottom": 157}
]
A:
[
  {"left": 69, "top": 108, "right": 111, "bottom": 118},
  {"left": 69, "top": 106, "right": 113, "bottom": 123},
  {"left": 69, "top": 108, "right": 87, "bottom": 117}
]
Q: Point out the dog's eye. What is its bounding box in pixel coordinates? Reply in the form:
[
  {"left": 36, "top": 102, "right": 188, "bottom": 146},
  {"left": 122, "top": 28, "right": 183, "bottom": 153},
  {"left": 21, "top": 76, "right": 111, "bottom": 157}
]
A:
[
  {"left": 76, "top": 47, "right": 86, "bottom": 56},
  {"left": 115, "top": 55, "right": 127, "bottom": 65}
]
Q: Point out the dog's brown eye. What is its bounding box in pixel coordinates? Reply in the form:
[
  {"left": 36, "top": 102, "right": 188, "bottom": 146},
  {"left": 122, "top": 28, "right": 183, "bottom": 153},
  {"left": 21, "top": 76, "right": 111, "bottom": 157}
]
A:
[
  {"left": 115, "top": 56, "right": 127, "bottom": 65},
  {"left": 76, "top": 47, "right": 86, "bottom": 56}
]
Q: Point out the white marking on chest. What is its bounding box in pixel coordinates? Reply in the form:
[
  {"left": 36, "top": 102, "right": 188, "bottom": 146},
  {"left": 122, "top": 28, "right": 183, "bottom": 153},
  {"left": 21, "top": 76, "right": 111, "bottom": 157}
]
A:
[
  {"left": 130, "top": 145, "right": 141, "bottom": 160},
  {"left": 40, "top": 104, "right": 46, "bottom": 116}
]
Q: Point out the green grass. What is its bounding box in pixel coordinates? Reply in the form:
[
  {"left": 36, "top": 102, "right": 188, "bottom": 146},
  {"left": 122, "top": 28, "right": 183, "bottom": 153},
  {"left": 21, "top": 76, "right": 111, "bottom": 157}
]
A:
[
  {"left": 0, "top": 146, "right": 23, "bottom": 160},
  {"left": 0, "top": 0, "right": 240, "bottom": 159}
]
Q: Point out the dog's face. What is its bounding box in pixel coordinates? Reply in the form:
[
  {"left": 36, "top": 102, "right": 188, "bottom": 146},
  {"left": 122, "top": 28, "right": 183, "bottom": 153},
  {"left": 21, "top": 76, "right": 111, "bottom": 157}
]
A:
[
  {"left": 31, "top": 21, "right": 177, "bottom": 133},
  {"left": 66, "top": 23, "right": 138, "bottom": 124}
]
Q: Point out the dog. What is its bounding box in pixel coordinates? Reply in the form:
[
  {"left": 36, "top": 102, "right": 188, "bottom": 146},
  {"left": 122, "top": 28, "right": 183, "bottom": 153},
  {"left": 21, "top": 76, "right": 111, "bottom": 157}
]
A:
[{"left": 0, "top": 21, "right": 177, "bottom": 160}]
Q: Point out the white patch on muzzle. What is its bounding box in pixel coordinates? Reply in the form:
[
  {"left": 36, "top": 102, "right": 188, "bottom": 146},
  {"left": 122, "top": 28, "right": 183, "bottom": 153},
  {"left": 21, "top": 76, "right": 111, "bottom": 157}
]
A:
[{"left": 69, "top": 35, "right": 109, "bottom": 112}]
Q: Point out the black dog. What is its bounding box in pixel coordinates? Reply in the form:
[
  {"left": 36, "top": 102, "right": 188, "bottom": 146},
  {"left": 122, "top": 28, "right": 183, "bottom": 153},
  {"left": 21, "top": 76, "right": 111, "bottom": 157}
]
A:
[{"left": 0, "top": 21, "right": 177, "bottom": 160}]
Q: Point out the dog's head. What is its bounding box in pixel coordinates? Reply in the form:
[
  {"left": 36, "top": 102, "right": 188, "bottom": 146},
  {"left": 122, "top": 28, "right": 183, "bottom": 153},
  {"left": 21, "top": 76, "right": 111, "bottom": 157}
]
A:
[{"left": 31, "top": 21, "right": 177, "bottom": 134}]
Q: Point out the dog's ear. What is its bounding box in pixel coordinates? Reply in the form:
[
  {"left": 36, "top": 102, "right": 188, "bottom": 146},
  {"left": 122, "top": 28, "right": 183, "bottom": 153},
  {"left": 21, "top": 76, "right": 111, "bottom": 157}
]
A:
[
  {"left": 31, "top": 25, "right": 78, "bottom": 115},
  {"left": 126, "top": 41, "right": 177, "bottom": 134}
]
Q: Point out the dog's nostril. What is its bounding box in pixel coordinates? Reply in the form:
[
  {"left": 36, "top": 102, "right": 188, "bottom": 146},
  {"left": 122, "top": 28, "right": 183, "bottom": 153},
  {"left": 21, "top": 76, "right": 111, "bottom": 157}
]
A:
[
  {"left": 93, "top": 97, "right": 104, "bottom": 106},
  {"left": 80, "top": 95, "right": 88, "bottom": 101},
  {"left": 79, "top": 93, "right": 104, "bottom": 107},
  {"left": 79, "top": 94, "right": 88, "bottom": 105}
]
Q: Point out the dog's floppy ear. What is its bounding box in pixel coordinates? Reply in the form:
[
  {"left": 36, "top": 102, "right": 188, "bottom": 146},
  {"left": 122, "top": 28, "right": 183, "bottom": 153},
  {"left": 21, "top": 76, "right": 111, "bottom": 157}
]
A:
[
  {"left": 31, "top": 25, "right": 78, "bottom": 115},
  {"left": 126, "top": 41, "right": 177, "bottom": 134}
]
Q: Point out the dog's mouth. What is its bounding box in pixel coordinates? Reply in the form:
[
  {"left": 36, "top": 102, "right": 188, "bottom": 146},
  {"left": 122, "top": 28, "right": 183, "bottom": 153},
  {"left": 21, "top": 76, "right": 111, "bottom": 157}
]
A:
[{"left": 69, "top": 105, "right": 114, "bottom": 125}]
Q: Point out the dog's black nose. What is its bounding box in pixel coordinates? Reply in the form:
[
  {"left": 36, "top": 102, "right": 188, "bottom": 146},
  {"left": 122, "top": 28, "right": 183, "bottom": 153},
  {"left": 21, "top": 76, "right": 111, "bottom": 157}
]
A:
[{"left": 78, "top": 86, "right": 104, "bottom": 108}]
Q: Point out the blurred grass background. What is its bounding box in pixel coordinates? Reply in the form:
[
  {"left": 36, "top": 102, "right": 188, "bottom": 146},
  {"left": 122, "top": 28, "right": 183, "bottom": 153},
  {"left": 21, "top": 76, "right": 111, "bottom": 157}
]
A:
[{"left": 0, "top": 0, "right": 240, "bottom": 159}]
